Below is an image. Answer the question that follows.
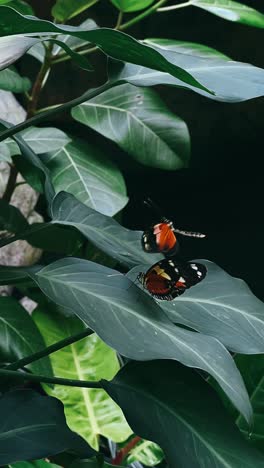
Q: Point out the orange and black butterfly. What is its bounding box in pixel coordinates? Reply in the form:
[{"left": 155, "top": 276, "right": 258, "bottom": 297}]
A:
[
  {"left": 141, "top": 198, "right": 205, "bottom": 257},
  {"left": 138, "top": 258, "right": 207, "bottom": 301}
]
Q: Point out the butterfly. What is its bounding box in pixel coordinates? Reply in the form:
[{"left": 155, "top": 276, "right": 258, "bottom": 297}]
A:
[
  {"left": 138, "top": 258, "right": 207, "bottom": 301},
  {"left": 141, "top": 198, "right": 205, "bottom": 257}
]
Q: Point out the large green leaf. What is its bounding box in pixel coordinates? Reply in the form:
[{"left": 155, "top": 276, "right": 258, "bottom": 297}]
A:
[
  {"left": 50, "top": 192, "right": 161, "bottom": 268},
  {"left": 0, "top": 140, "right": 11, "bottom": 161},
  {"left": 72, "top": 84, "right": 190, "bottom": 170},
  {"left": 0, "top": 297, "right": 52, "bottom": 376},
  {"left": 0, "top": 120, "right": 55, "bottom": 203},
  {"left": 110, "top": 0, "right": 155, "bottom": 12},
  {"left": 0, "top": 35, "right": 39, "bottom": 71},
  {"left": 0, "top": 67, "right": 30, "bottom": 93},
  {"left": 128, "top": 260, "right": 264, "bottom": 354},
  {"left": 0, "top": 0, "right": 33, "bottom": 14},
  {"left": 145, "top": 38, "right": 229, "bottom": 59},
  {"left": 29, "top": 256, "right": 252, "bottom": 423},
  {"left": 0, "top": 389, "right": 93, "bottom": 465},
  {"left": 4, "top": 126, "right": 71, "bottom": 156},
  {"left": 0, "top": 199, "right": 28, "bottom": 232},
  {"left": 11, "top": 460, "right": 61, "bottom": 468},
  {"left": 33, "top": 307, "right": 132, "bottom": 450},
  {"left": 0, "top": 7, "right": 211, "bottom": 93},
  {"left": 234, "top": 354, "right": 264, "bottom": 451},
  {"left": 192, "top": 0, "right": 264, "bottom": 28},
  {"left": 126, "top": 440, "right": 164, "bottom": 466},
  {"left": 38, "top": 140, "right": 128, "bottom": 216},
  {"left": 110, "top": 38, "right": 264, "bottom": 102},
  {"left": 52, "top": 0, "right": 99, "bottom": 22},
  {"left": 103, "top": 361, "right": 264, "bottom": 467}
]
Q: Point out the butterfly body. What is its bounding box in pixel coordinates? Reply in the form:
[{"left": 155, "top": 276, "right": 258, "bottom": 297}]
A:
[{"left": 138, "top": 259, "right": 207, "bottom": 301}]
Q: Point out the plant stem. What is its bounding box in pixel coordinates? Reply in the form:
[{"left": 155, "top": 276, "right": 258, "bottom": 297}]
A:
[
  {"left": 0, "top": 368, "right": 102, "bottom": 388},
  {"left": 112, "top": 436, "right": 141, "bottom": 465},
  {"left": 0, "top": 81, "right": 118, "bottom": 143},
  {"left": 5, "top": 328, "right": 93, "bottom": 371},
  {"left": 115, "top": 11, "right": 123, "bottom": 29},
  {"left": 158, "top": 0, "right": 193, "bottom": 11},
  {"left": 2, "top": 165, "right": 18, "bottom": 202},
  {"left": 27, "top": 42, "right": 54, "bottom": 118},
  {"left": 119, "top": 0, "right": 168, "bottom": 30}
]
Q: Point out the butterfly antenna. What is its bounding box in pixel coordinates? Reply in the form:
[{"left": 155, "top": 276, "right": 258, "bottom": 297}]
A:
[
  {"left": 143, "top": 197, "right": 164, "bottom": 218},
  {"left": 173, "top": 228, "right": 206, "bottom": 238}
]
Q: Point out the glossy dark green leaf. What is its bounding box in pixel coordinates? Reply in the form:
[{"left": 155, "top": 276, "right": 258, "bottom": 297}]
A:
[
  {"left": 234, "top": 354, "right": 264, "bottom": 451},
  {"left": 72, "top": 84, "right": 190, "bottom": 170},
  {"left": 52, "top": 0, "right": 99, "bottom": 21},
  {"left": 29, "top": 256, "right": 252, "bottom": 422},
  {"left": 5, "top": 126, "right": 71, "bottom": 156},
  {"left": 33, "top": 307, "right": 132, "bottom": 450},
  {"left": 0, "top": 389, "right": 94, "bottom": 465},
  {"left": 50, "top": 191, "right": 161, "bottom": 268},
  {"left": 103, "top": 361, "right": 264, "bottom": 467},
  {"left": 71, "top": 459, "right": 124, "bottom": 468},
  {"left": 110, "top": 38, "right": 264, "bottom": 102},
  {"left": 0, "top": 67, "right": 30, "bottom": 93},
  {"left": 0, "top": 199, "right": 28, "bottom": 232},
  {"left": 39, "top": 140, "right": 128, "bottom": 216},
  {"left": 0, "top": 0, "right": 34, "bottom": 14},
  {"left": 11, "top": 460, "right": 61, "bottom": 468},
  {"left": 110, "top": 0, "right": 154, "bottom": 12},
  {"left": 0, "top": 296, "right": 52, "bottom": 376},
  {"left": 0, "top": 7, "right": 211, "bottom": 93},
  {"left": 128, "top": 260, "right": 264, "bottom": 354},
  {"left": 0, "top": 264, "right": 33, "bottom": 285},
  {"left": 0, "top": 120, "right": 55, "bottom": 203},
  {"left": 193, "top": 0, "right": 264, "bottom": 28}
]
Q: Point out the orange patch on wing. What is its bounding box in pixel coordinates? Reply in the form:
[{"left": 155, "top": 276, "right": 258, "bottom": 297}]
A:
[
  {"left": 153, "top": 223, "right": 176, "bottom": 253},
  {"left": 175, "top": 281, "right": 186, "bottom": 288}
]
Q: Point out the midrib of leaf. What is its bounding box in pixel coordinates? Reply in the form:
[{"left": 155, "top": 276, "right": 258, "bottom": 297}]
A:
[
  {"left": 54, "top": 147, "right": 96, "bottom": 209},
  {"left": 70, "top": 340, "right": 100, "bottom": 449},
  {"left": 81, "top": 102, "right": 177, "bottom": 158},
  {"left": 38, "top": 271, "right": 240, "bottom": 402},
  {"left": 0, "top": 316, "right": 36, "bottom": 354},
  {"left": 0, "top": 424, "right": 54, "bottom": 441},
  {"left": 129, "top": 439, "right": 153, "bottom": 457},
  {"left": 175, "top": 296, "right": 264, "bottom": 329},
  {"left": 110, "top": 383, "right": 233, "bottom": 468}
]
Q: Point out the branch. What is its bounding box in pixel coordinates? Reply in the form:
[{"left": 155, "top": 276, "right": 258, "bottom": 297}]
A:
[
  {"left": 0, "top": 368, "right": 102, "bottom": 388},
  {"left": 119, "top": 0, "right": 168, "bottom": 30},
  {"left": 5, "top": 328, "right": 93, "bottom": 371}
]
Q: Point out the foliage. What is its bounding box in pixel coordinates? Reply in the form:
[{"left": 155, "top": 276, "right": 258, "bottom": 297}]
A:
[{"left": 0, "top": 0, "right": 264, "bottom": 467}]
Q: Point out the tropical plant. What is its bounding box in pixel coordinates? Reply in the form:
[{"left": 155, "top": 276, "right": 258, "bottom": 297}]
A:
[{"left": 0, "top": 0, "right": 264, "bottom": 467}]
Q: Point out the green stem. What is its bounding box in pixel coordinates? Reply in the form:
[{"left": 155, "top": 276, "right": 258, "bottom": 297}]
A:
[
  {"left": 119, "top": 0, "right": 168, "bottom": 30},
  {"left": 115, "top": 10, "right": 124, "bottom": 29},
  {"left": 0, "top": 368, "right": 102, "bottom": 388},
  {"left": 157, "top": 0, "right": 193, "bottom": 11},
  {"left": 5, "top": 328, "right": 93, "bottom": 371},
  {"left": 0, "top": 81, "right": 119, "bottom": 143}
]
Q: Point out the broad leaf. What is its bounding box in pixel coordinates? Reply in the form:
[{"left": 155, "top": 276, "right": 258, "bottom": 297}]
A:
[
  {"left": 71, "top": 459, "right": 125, "bottom": 468},
  {"left": 128, "top": 261, "right": 264, "bottom": 354},
  {"left": 0, "top": 264, "right": 33, "bottom": 285},
  {"left": 29, "top": 256, "right": 252, "bottom": 423},
  {"left": 0, "top": 120, "right": 55, "bottom": 203},
  {"left": 38, "top": 140, "right": 128, "bottom": 216},
  {"left": 0, "top": 7, "right": 211, "bottom": 93},
  {"left": 0, "top": 140, "right": 11, "bottom": 161},
  {"left": 0, "top": 199, "right": 28, "bottom": 231},
  {"left": 0, "top": 67, "right": 30, "bottom": 93},
  {"left": 52, "top": 0, "right": 99, "bottom": 22},
  {"left": 0, "top": 389, "right": 93, "bottom": 465},
  {"left": 0, "top": 35, "right": 39, "bottom": 71},
  {"left": 127, "top": 440, "right": 164, "bottom": 466},
  {"left": 235, "top": 354, "right": 264, "bottom": 451},
  {"left": 0, "top": 297, "right": 52, "bottom": 376},
  {"left": 103, "top": 361, "right": 264, "bottom": 467},
  {"left": 33, "top": 307, "right": 132, "bottom": 450},
  {"left": 110, "top": 0, "right": 155, "bottom": 12},
  {"left": 193, "top": 0, "right": 264, "bottom": 28},
  {"left": 0, "top": 0, "right": 33, "bottom": 14},
  {"left": 72, "top": 84, "right": 190, "bottom": 170},
  {"left": 50, "top": 192, "right": 161, "bottom": 268},
  {"left": 145, "top": 38, "right": 229, "bottom": 59},
  {"left": 110, "top": 38, "right": 264, "bottom": 102},
  {"left": 11, "top": 461, "right": 61, "bottom": 468},
  {"left": 4, "top": 126, "right": 71, "bottom": 156}
]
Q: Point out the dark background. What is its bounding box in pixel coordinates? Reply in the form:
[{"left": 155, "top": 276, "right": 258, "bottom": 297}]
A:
[{"left": 28, "top": 0, "right": 264, "bottom": 299}]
